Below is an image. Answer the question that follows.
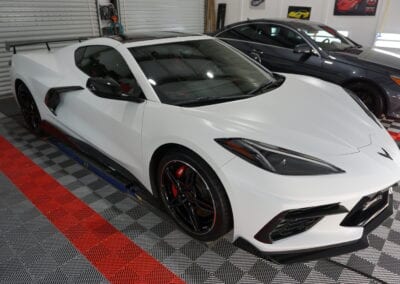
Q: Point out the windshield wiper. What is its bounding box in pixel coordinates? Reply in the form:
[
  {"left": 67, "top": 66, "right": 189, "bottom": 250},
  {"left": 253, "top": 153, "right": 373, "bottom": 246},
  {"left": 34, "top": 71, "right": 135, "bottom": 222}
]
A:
[
  {"left": 177, "top": 94, "right": 255, "bottom": 107},
  {"left": 177, "top": 77, "right": 285, "bottom": 107}
]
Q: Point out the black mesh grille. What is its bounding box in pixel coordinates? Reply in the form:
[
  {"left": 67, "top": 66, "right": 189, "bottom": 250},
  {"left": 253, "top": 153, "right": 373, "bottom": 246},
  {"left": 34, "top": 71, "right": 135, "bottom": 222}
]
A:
[
  {"left": 341, "top": 189, "right": 391, "bottom": 227},
  {"left": 270, "top": 217, "right": 322, "bottom": 242},
  {"left": 255, "top": 203, "right": 348, "bottom": 244}
]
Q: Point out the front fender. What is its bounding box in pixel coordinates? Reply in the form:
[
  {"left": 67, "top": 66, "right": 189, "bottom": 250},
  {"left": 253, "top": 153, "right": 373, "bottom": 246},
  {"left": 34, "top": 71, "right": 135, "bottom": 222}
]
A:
[{"left": 140, "top": 102, "right": 235, "bottom": 190}]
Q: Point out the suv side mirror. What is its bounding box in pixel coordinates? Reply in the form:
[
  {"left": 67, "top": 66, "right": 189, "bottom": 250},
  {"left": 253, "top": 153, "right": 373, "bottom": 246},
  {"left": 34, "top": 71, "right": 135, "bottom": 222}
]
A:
[
  {"left": 86, "top": 77, "right": 144, "bottom": 103},
  {"left": 294, "top": 43, "right": 313, "bottom": 55}
]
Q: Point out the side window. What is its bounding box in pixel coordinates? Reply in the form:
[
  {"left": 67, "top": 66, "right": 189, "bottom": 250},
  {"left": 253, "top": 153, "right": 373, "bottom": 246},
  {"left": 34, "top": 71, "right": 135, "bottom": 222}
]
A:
[
  {"left": 257, "top": 24, "right": 306, "bottom": 49},
  {"left": 75, "top": 47, "right": 86, "bottom": 65},
  {"left": 74, "top": 45, "right": 141, "bottom": 95},
  {"left": 220, "top": 24, "right": 306, "bottom": 49},
  {"left": 218, "top": 30, "right": 237, "bottom": 40},
  {"left": 219, "top": 24, "right": 259, "bottom": 42}
]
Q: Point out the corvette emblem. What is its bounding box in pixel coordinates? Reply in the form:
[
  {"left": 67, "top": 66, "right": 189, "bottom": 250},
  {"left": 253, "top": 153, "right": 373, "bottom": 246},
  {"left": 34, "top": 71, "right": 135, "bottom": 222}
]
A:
[{"left": 378, "top": 148, "right": 393, "bottom": 160}]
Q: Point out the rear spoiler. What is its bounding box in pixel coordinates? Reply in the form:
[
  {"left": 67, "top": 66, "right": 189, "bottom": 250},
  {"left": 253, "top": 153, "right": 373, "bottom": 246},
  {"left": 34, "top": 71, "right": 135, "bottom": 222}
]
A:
[{"left": 5, "top": 37, "right": 89, "bottom": 54}]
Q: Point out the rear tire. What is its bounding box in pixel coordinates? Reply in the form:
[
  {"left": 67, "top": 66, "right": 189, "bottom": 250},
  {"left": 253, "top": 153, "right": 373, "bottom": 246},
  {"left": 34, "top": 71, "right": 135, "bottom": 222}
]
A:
[
  {"left": 346, "top": 82, "right": 385, "bottom": 117},
  {"left": 16, "top": 83, "right": 42, "bottom": 135},
  {"left": 156, "top": 149, "right": 232, "bottom": 241}
]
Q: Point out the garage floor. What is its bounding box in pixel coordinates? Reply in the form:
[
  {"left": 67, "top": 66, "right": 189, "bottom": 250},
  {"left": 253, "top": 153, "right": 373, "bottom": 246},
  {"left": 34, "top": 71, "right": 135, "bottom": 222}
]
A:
[{"left": 1, "top": 97, "right": 400, "bottom": 284}]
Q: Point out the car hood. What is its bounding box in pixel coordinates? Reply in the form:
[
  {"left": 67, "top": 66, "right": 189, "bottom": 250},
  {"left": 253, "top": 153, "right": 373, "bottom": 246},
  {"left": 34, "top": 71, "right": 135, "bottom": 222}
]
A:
[
  {"left": 330, "top": 47, "right": 400, "bottom": 72},
  {"left": 180, "top": 74, "right": 380, "bottom": 157}
]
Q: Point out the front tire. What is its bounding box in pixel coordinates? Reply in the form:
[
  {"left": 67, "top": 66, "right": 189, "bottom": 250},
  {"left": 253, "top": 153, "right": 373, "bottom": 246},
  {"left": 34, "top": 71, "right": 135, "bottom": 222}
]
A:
[
  {"left": 346, "top": 82, "right": 385, "bottom": 117},
  {"left": 16, "top": 83, "right": 42, "bottom": 135},
  {"left": 156, "top": 150, "right": 232, "bottom": 241}
]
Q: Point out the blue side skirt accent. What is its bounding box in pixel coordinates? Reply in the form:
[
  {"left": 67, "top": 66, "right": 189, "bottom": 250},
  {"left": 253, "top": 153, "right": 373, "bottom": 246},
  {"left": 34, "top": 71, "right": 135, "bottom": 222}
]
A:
[{"left": 50, "top": 138, "right": 138, "bottom": 197}]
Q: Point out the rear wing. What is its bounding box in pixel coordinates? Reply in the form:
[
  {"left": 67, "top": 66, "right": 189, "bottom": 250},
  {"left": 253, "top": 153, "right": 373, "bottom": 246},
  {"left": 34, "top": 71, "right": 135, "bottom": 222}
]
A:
[{"left": 5, "top": 37, "right": 89, "bottom": 54}]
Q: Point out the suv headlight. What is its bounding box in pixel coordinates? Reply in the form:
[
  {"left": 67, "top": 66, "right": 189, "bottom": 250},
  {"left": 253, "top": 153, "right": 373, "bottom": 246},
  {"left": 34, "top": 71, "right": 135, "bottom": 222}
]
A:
[{"left": 216, "top": 138, "right": 344, "bottom": 176}]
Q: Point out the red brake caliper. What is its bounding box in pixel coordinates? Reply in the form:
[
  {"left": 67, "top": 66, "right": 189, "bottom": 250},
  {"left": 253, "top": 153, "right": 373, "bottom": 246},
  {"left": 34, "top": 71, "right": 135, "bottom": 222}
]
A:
[{"left": 171, "top": 165, "right": 187, "bottom": 198}]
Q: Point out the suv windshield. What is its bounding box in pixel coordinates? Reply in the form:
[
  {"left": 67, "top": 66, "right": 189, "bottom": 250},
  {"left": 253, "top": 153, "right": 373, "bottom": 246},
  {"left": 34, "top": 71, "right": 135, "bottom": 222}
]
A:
[
  {"left": 300, "top": 24, "right": 356, "bottom": 52},
  {"left": 129, "top": 39, "right": 279, "bottom": 106}
]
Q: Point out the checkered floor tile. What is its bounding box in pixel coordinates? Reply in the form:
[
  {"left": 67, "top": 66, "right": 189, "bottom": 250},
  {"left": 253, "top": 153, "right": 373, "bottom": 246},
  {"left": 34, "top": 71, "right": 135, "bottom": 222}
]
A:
[
  {"left": 0, "top": 173, "right": 107, "bottom": 283},
  {"left": 1, "top": 114, "right": 400, "bottom": 283},
  {"left": 381, "top": 119, "right": 400, "bottom": 134}
]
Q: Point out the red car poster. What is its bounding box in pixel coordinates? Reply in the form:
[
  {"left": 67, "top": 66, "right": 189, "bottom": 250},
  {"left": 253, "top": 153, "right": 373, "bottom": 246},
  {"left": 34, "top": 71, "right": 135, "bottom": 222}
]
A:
[{"left": 334, "top": 0, "right": 378, "bottom": 16}]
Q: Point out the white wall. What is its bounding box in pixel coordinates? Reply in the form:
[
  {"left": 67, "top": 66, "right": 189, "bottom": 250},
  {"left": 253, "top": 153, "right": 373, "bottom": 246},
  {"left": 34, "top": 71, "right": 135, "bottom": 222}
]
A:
[
  {"left": 215, "top": 0, "right": 389, "bottom": 47},
  {"left": 378, "top": 0, "right": 400, "bottom": 34},
  {"left": 215, "top": 0, "right": 242, "bottom": 27}
]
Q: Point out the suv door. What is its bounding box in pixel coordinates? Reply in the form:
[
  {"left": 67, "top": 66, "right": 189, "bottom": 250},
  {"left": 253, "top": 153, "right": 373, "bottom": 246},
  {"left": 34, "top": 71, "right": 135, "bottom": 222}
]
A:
[
  {"left": 218, "top": 23, "right": 323, "bottom": 78},
  {"left": 56, "top": 45, "right": 146, "bottom": 178}
]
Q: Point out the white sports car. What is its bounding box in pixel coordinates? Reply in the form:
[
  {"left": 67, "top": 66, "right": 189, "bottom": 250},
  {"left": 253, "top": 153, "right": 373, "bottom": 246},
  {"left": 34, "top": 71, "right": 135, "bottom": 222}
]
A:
[{"left": 8, "top": 32, "right": 400, "bottom": 263}]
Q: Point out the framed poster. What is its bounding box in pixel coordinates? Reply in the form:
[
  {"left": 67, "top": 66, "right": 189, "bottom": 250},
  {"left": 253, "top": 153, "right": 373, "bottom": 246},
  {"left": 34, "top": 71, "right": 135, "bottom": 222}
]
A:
[
  {"left": 250, "top": 0, "right": 265, "bottom": 10},
  {"left": 334, "top": 0, "right": 378, "bottom": 16},
  {"left": 287, "top": 6, "right": 312, "bottom": 20}
]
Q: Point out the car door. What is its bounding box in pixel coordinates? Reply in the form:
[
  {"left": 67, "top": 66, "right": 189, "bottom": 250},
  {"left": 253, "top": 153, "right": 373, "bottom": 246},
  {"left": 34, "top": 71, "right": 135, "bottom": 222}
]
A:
[
  {"left": 56, "top": 45, "right": 146, "bottom": 179},
  {"left": 301, "top": 27, "right": 361, "bottom": 84},
  {"left": 218, "top": 23, "right": 323, "bottom": 78},
  {"left": 253, "top": 24, "right": 324, "bottom": 78}
]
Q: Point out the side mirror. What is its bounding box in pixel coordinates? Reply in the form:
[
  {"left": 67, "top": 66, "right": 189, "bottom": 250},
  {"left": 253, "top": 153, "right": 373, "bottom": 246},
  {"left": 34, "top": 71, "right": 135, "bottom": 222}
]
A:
[
  {"left": 293, "top": 43, "right": 313, "bottom": 55},
  {"left": 86, "top": 77, "right": 144, "bottom": 103}
]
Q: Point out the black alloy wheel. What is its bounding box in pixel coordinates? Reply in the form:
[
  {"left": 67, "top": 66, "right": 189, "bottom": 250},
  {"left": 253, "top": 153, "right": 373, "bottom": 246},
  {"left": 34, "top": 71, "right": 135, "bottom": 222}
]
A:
[
  {"left": 17, "top": 83, "right": 42, "bottom": 134},
  {"left": 157, "top": 151, "right": 232, "bottom": 241}
]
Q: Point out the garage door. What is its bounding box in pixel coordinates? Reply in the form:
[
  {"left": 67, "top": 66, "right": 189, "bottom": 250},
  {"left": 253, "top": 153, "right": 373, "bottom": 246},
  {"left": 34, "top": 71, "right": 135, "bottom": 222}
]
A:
[
  {"left": 0, "top": 0, "right": 100, "bottom": 98},
  {"left": 119, "top": 0, "right": 205, "bottom": 33}
]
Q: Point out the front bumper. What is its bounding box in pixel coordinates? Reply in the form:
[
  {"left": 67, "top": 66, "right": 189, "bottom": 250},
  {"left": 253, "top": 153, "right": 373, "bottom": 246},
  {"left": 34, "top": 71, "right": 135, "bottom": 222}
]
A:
[
  {"left": 234, "top": 192, "right": 393, "bottom": 264},
  {"left": 217, "top": 139, "right": 400, "bottom": 257}
]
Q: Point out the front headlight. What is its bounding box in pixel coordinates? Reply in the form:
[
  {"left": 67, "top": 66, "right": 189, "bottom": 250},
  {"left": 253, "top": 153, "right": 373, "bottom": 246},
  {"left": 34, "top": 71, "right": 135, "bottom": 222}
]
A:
[
  {"left": 216, "top": 138, "right": 344, "bottom": 176},
  {"left": 345, "top": 89, "right": 382, "bottom": 128}
]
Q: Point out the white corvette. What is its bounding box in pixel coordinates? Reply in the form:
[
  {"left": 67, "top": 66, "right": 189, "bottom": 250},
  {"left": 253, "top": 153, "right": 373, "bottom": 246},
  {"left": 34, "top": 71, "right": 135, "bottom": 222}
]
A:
[{"left": 8, "top": 32, "right": 400, "bottom": 263}]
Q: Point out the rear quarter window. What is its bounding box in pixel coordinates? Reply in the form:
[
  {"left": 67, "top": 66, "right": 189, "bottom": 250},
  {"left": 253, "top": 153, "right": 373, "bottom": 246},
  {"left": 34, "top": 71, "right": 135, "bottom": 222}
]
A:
[
  {"left": 74, "top": 47, "right": 86, "bottom": 67},
  {"left": 74, "top": 45, "right": 142, "bottom": 96}
]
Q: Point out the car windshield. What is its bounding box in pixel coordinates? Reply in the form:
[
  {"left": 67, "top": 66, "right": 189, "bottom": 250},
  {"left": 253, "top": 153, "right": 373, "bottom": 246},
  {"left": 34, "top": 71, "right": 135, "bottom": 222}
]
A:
[
  {"left": 129, "top": 39, "right": 278, "bottom": 106},
  {"left": 300, "top": 24, "right": 356, "bottom": 51}
]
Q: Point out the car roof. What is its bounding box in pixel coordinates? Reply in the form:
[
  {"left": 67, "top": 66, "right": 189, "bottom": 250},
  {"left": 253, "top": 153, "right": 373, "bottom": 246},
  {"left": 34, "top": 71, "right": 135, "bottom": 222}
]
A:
[
  {"left": 218, "top": 18, "right": 326, "bottom": 33},
  {"left": 77, "top": 32, "right": 211, "bottom": 50},
  {"left": 108, "top": 31, "right": 201, "bottom": 43}
]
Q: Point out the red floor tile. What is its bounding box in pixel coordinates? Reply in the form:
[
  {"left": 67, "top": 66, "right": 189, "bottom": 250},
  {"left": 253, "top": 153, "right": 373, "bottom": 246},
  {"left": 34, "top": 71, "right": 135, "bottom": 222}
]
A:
[{"left": 0, "top": 136, "right": 183, "bottom": 284}]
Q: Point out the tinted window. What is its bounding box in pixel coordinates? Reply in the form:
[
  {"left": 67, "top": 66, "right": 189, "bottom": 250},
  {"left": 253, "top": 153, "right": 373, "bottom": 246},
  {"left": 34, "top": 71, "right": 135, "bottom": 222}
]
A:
[
  {"left": 129, "top": 40, "right": 278, "bottom": 106},
  {"left": 300, "top": 24, "right": 355, "bottom": 51},
  {"left": 261, "top": 25, "right": 306, "bottom": 48},
  {"left": 219, "top": 24, "right": 259, "bottom": 41},
  {"left": 74, "top": 46, "right": 85, "bottom": 64},
  {"left": 219, "top": 24, "right": 305, "bottom": 49},
  {"left": 75, "top": 45, "right": 141, "bottom": 95}
]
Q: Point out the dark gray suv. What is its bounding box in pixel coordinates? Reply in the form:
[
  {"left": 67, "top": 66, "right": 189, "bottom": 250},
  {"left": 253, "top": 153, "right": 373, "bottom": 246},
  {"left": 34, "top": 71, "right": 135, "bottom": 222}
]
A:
[{"left": 215, "top": 19, "right": 400, "bottom": 118}]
